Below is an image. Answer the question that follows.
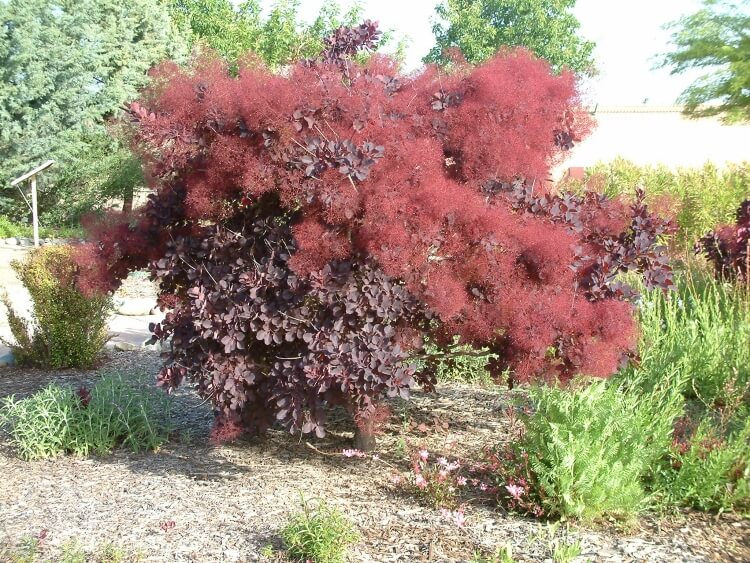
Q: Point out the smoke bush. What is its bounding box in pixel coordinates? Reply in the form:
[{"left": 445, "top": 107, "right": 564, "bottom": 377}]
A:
[{"left": 79, "top": 23, "right": 672, "bottom": 441}]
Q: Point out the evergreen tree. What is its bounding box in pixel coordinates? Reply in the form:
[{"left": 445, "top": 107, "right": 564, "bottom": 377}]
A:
[{"left": 0, "top": 0, "right": 188, "bottom": 218}]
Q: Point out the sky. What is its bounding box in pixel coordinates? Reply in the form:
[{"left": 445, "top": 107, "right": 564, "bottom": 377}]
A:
[{"left": 256, "top": 0, "right": 708, "bottom": 106}]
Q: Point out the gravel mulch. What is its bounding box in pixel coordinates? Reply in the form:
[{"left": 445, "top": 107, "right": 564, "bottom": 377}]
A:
[{"left": 0, "top": 352, "right": 748, "bottom": 562}]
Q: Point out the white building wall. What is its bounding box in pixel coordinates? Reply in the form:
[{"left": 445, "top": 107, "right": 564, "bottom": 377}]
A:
[{"left": 554, "top": 106, "right": 750, "bottom": 179}]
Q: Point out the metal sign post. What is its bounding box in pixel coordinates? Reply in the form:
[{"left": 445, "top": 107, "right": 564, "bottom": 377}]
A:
[{"left": 10, "top": 160, "right": 54, "bottom": 247}]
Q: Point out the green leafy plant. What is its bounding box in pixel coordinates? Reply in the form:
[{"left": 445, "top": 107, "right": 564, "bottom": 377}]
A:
[
  {"left": 552, "top": 539, "right": 583, "bottom": 563},
  {"left": 1, "top": 536, "right": 40, "bottom": 563},
  {"left": 60, "top": 540, "right": 86, "bottom": 563},
  {"left": 420, "top": 336, "right": 497, "bottom": 385},
  {"left": 631, "top": 270, "right": 750, "bottom": 407},
  {"left": 576, "top": 159, "right": 750, "bottom": 246},
  {"left": 280, "top": 496, "right": 359, "bottom": 563},
  {"left": 1, "top": 245, "right": 112, "bottom": 368},
  {"left": 0, "top": 373, "right": 173, "bottom": 460},
  {"left": 506, "top": 379, "right": 683, "bottom": 522},
  {"left": 654, "top": 412, "right": 750, "bottom": 511},
  {"left": 471, "top": 544, "right": 515, "bottom": 563}
]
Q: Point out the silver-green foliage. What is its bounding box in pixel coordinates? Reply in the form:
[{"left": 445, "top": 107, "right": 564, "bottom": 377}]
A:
[
  {"left": 280, "top": 497, "right": 359, "bottom": 563},
  {"left": 519, "top": 378, "right": 683, "bottom": 522},
  {"left": 633, "top": 272, "right": 750, "bottom": 406},
  {"left": 0, "top": 373, "right": 173, "bottom": 460}
]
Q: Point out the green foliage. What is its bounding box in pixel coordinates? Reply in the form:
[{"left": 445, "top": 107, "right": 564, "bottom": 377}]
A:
[
  {"left": 654, "top": 413, "right": 750, "bottom": 511},
  {"left": 0, "top": 0, "right": 188, "bottom": 217},
  {"left": 551, "top": 539, "right": 582, "bottom": 563},
  {"left": 1, "top": 537, "right": 137, "bottom": 562},
  {"left": 583, "top": 158, "right": 750, "bottom": 245},
  {"left": 631, "top": 270, "right": 750, "bottom": 407},
  {"left": 518, "top": 378, "right": 683, "bottom": 522},
  {"left": 471, "top": 545, "right": 515, "bottom": 563},
  {"left": 0, "top": 216, "right": 85, "bottom": 239},
  {"left": 0, "top": 372, "right": 173, "bottom": 460},
  {"left": 1, "top": 536, "right": 40, "bottom": 563},
  {"left": 0, "top": 216, "right": 29, "bottom": 238},
  {"left": 422, "top": 336, "right": 497, "bottom": 385},
  {"left": 38, "top": 131, "right": 145, "bottom": 227},
  {"left": 662, "top": 0, "right": 750, "bottom": 122},
  {"left": 426, "top": 0, "right": 595, "bottom": 75},
  {"left": 1, "top": 245, "right": 112, "bottom": 369},
  {"left": 169, "top": 0, "right": 368, "bottom": 68},
  {"left": 280, "top": 497, "right": 359, "bottom": 563}
]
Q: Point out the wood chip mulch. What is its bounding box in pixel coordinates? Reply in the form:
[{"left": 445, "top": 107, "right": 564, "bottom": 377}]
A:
[{"left": 1, "top": 352, "right": 748, "bottom": 562}]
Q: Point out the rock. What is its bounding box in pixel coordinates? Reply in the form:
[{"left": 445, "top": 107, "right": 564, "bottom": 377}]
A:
[
  {"left": 114, "top": 342, "right": 139, "bottom": 352},
  {"left": 0, "top": 351, "right": 15, "bottom": 367},
  {"left": 117, "top": 298, "right": 157, "bottom": 316},
  {"left": 5, "top": 237, "right": 18, "bottom": 246}
]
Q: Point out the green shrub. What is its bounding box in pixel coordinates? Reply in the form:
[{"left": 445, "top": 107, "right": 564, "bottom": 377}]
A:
[
  {"left": 515, "top": 378, "right": 683, "bottom": 522},
  {"left": 578, "top": 158, "right": 750, "bottom": 246},
  {"left": 0, "top": 215, "right": 84, "bottom": 239},
  {"left": 0, "top": 215, "right": 30, "bottom": 238},
  {"left": 1, "top": 245, "right": 112, "bottom": 368},
  {"left": 653, "top": 412, "right": 750, "bottom": 512},
  {"left": 632, "top": 271, "right": 750, "bottom": 407},
  {"left": 421, "top": 336, "right": 497, "bottom": 385},
  {"left": 0, "top": 372, "right": 173, "bottom": 460},
  {"left": 280, "top": 497, "right": 359, "bottom": 563}
]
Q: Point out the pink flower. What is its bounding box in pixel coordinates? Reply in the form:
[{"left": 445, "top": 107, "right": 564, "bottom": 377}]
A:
[
  {"left": 479, "top": 482, "right": 488, "bottom": 492},
  {"left": 415, "top": 474, "right": 428, "bottom": 489},
  {"left": 371, "top": 453, "right": 381, "bottom": 461},
  {"left": 437, "top": 469, "right": 449, "bottom": 482},
  {"left": 390, "top": 474, "right": 404, "bottom": 485},
  {"left": 437, "top": 456, "right": 448, "bottom": 467},
  {"left": 457, "top": 476, "right": 468, "bottom": 486},
  {"left": 440, "top": 508, "right": 466, "bottom": 528},
  {"left": 505, "top": 484, "right": 525, "bottom": 499},
  {"left": 418, "top": 449, "right": 429, "bottom": 461},
  {"left": 342, "top": 448, "right": 366, "bottom": 458},
  {"left": 445, "top": 461, "right": 460, "bottom": 472}
]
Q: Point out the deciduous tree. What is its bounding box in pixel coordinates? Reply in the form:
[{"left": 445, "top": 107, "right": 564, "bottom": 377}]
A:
[
  {"left": 425, "top": 0, "right": 595, "bottom": 75},
  {"left": 662, "top": 0, "right": 750, "bottom": 122}
]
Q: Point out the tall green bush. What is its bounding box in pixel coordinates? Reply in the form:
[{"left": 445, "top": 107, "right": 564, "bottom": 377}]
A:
[
  {"left": 1, "top": 245, "right": 112, "bottom": 368},
  {"left": 581, "top": 159, "right": 750, "bottom": 246}
]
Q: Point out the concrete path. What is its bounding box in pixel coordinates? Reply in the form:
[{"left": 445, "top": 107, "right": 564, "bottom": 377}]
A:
[{"left": 0, "top": 247, "right": 162, "bottom": 362}]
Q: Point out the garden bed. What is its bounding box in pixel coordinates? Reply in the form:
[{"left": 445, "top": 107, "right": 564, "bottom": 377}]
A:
[{"left": 1, "top": 351, "right": 748, "bottom": 562}]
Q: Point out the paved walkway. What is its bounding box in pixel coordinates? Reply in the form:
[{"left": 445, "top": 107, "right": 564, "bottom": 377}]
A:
[{"left": 0, "top": 247, "right": 161, "bottom": 361}]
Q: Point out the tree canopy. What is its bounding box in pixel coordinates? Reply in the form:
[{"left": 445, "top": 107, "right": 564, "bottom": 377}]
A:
[
  {"left": 424, "top": 0, "right": 595, "bottom": 75},
  {"left": 168, "top": 0, "right": 371, "bottom": 67},
  {"left": 662, "top": 0, "right": 750, "bottom": 122},
  {"left": 0, "top": 0, "right": 188, "bottom": 217}
]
